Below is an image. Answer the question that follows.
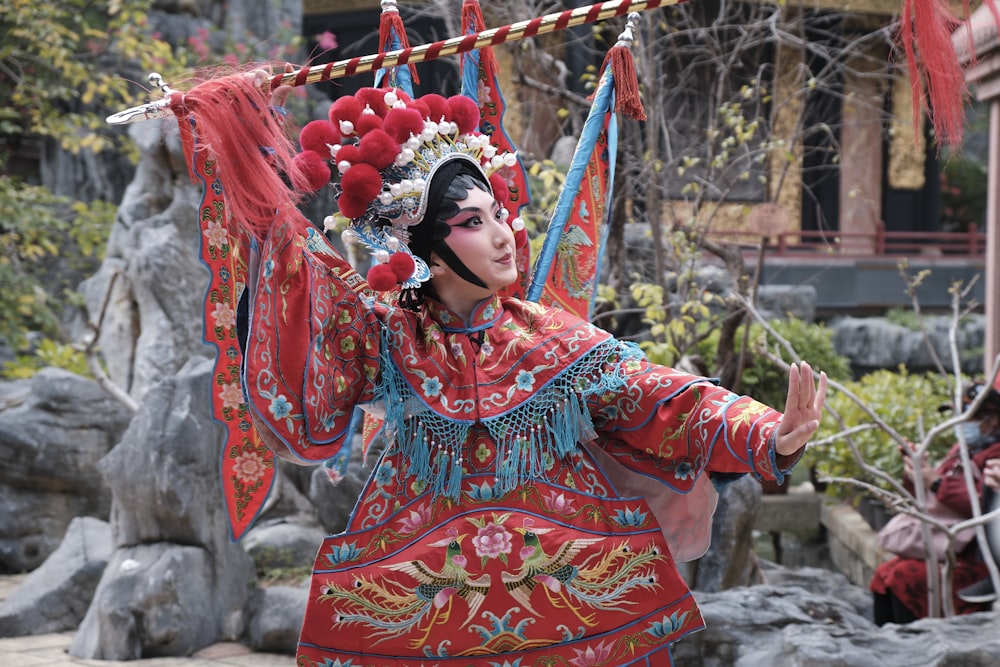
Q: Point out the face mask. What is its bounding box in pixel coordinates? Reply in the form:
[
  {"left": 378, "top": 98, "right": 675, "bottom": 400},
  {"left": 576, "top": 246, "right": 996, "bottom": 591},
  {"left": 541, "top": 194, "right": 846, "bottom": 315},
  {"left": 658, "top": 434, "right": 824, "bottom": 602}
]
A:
[{"left": 956, "top": 421, "right": 984, "bottom": 445}]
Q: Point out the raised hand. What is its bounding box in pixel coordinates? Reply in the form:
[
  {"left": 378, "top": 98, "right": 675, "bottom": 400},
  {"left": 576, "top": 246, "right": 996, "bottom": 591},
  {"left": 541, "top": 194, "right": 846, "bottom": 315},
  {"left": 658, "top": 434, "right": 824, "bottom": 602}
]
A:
[{"left": 774, "top": 361, "right": 827, "bottom": 456}]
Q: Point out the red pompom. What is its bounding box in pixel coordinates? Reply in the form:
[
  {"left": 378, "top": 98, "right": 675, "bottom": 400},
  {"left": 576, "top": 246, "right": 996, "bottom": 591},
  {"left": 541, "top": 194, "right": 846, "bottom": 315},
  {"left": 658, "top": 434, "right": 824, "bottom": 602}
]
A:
[
  {"left": 340, "top": 163, "right": 382, "bottom": 203},
  {"left": 388, "top": 252, "right": 415, "bottom": 282},
  {"left": 407, "top": 100, "right": 430, "bottom": 120},
  {"left": 420, "top": 94, "right": 450, "bottom": 122},
  {"left": 299, "top": 120, "right": 341, "bottom": 156},
  {"left": 489, "top": 172, "right": 510, "bottom": 205},
  {"left": 290, "top": 151, "right": 331, "bottom": 192},
  {"left": 383, "top": 107, "right": 424, "bottom": 144},
  {"left": 335, "top": 144, "right": 361, "bottom": 166},
  {"left": 355, "top": 113, "right": 384, "bottom": 136},
  {"left": 358, "top": 129, "right": 399, "bottom": 170},
  {"left": 337, "top": 193, "right": 369, "bottom": 219},
  {"left": 356, "top": 87, "right": 389, "bottom": 117},
  {"left": 366, "top": 263, "right": 397, "bottom": 291},
  {"left": 448, "top": 95, "right": 480, "bottom": 135},
  {"left": 514, "top": 227, "right": 528, "bottom": 249},
  {"left": 329, "top": 96, "right": 362, "bottom": 127}
]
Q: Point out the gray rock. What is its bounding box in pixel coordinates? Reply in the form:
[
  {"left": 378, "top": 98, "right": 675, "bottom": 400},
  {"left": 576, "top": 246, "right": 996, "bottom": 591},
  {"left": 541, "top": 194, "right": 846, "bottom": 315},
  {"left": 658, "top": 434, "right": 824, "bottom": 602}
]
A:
[
  {"left": 245, "top": 585, "right": 308, "bottom": 654},
  {"left": 0, "top": 369, "right": 132, "bottom": 571},
  {"left": 0, "top": 516, "right": 111, "bottom": 636},
  {"left": 243, "top": 521, "right": 326, "bottom": 572},
  {"left": 70, "top": 543, "right": 247, "bottom": 659},
  {"left": 307, "top": 433, "right": 379, "bottom": 535},
  {"left": 672, "top": 578, "right": 1000, "bottom": 666},
  {"left": 69, "top": 361, "right": 256, "bottom": 660},
  {"left": 757, "top": 284, "right": 818, "bottom": 322},
  {"left": 831, "top": 314, "right": 986, "bottom": 375}
]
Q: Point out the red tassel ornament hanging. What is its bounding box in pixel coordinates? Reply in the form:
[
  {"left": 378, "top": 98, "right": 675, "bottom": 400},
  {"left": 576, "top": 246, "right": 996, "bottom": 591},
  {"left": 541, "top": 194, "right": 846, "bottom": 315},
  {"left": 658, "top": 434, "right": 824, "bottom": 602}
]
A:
[
  {"left": 378, "top": 2, "right": 420, "bottom": 85},
  {"left": 596, "top": 44, "right": 646, "bottom": 121}
]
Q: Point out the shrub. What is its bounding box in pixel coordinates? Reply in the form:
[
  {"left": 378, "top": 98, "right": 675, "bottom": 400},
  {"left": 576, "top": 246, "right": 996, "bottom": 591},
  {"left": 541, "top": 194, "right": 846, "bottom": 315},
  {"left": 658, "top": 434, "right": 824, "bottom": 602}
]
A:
[{"left": 811, "top": 368, "right": 955, "bottom": 498}]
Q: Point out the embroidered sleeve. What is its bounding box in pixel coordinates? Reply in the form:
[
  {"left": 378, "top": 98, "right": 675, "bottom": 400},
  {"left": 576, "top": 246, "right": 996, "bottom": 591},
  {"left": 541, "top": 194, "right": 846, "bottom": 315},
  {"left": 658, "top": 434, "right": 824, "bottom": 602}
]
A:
[
  {"left": 243, "top": 210, "right": 381, "bottom": 462},
  {"left": 589, "top": 350, "right": 788, "bottom": 492}
]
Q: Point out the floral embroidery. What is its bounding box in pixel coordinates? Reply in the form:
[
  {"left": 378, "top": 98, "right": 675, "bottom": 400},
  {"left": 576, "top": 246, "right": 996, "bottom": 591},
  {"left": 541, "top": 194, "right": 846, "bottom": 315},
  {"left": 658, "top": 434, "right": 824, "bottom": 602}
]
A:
[
  {"left": 218, "top": 381, "right": 244, "bottom": 411},
  {"left": 203, "top": 217, "right": 228, "bottom": 249},
  {"left": 231, "top": 450, "right": 267, "bottom": 482},
  {"left": 612, "top": 507, "right": 648, "bottom": 527},
  {"left": 399, "top": 505, "right": 431, "bottom": 534},
  {"left": 467, "top": 480, "right": 496, "bottom": 501},
  {"left": 646, "top": 611, "right": 690, "bottom": 638},
  {"left": 422, "top": 376, "right": 443, "bottom": 398},
  {"left": 211, "top": 301, "right": 236, "bottom": 330},
  {"left": 269, "top": 395, "right": 292, "bottom": 419},
  {"left": 569, "top": 639, "right": 614, "bottom": 667},
  {"left": 475, "top": 441, "right": 493, "bottom": 463},
  {"left": 480, "top": 341, "right": 494, "bottom": 356},
  {"left": 375, "top": 461, "right": 396, "bottom": 486},
  {"left": 471, "top": 521, "right": 513, "bottom": 562},
  {"left": 674, "top": 461, "right": 696, "bottom": 481},
  {"left": 515, "top": 370, "right": 535, "bottom": 391},
  {"left": 542, "top": 490, "right": 575, "bottom": 514},
  {"left": 323, "top": 542, "right": 363, "bottom": 567}
]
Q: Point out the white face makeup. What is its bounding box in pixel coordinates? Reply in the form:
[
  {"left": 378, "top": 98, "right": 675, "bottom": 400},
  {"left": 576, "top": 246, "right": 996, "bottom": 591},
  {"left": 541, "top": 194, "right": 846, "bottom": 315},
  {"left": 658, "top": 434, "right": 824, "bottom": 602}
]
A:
[{"left": 429, "top": 186, "right": 518, "bottom": 318}]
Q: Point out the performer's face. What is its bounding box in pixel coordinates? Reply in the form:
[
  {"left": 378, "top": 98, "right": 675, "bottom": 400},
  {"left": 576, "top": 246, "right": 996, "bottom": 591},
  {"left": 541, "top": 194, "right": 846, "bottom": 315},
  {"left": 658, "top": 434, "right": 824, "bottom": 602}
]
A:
[{"left": 430, "top": 185, "right": 517, "bottom": 304}]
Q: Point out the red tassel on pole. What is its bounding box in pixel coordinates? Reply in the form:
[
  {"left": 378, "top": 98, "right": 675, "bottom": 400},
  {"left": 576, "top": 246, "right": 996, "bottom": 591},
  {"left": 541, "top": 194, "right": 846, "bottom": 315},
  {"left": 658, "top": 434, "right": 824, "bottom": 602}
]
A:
[
  {"left": 378, "top": 2, "right": 419, "bottom": 85},
  {"left": 461, "top": 0, "right": 500, "bottom": 78},
  {"left": 596, "top": 44, "right": 646, "bottom": 121}
]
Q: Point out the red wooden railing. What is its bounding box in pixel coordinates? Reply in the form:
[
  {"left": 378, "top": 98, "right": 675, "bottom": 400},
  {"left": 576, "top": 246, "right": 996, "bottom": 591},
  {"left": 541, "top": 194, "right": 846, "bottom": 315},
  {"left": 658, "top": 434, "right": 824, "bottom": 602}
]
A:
[{"left": 705, "top": 222, "right": 986, "bottom": 260}]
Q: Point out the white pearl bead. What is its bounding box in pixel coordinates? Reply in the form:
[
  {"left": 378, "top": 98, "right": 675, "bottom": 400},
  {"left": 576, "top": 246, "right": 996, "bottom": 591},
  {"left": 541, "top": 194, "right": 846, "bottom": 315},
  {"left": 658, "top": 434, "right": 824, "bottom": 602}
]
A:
[
  {"left": 378, "top": 191, "right": 393, "bottom": 205},
  {"left": 323, "top": 215, "right": 336, "bottom": 231},
  {"left": 390, "top": 183, "right": 402, "bottom": 196},
  {"left": 384, "top": 91, "right": 398, "bottom": 106},
  {"left": 511, "top": 217, "right": 525, "bottom": 232},
  {"left": 373, "top": 249, "right": 390, "bottom": 263},
  {"left": 337, "top": 160, "right": 352, "bottom": 174},
  {"left": 386, "top": 236, "right": 400, "bottom": 250},
  {"left": 400, "top": 179, "right": 413, "bottom": 193},
  {"left": 482, "top": 145, "right": 497, "bottom": 159},
  {"left": 503, "top": 153, "right": 518, "bottom": 167},
  {"left": 490, "top": 155, "right": 504, "bottom": 169},
  {"left": 406, "top": 137, "right": 421, "bottom": 151},
  {"left": 362, "top": 105, "right": 375, "bottom": 115},
  {"left": 339, "top": 120, "right": 354, "bottom": 135},
  {"left": 414, "top": 178, "right": 426, "bottom": 192},
  {"left": 401, "top": 148, "right": 415, "bottom": 162}
]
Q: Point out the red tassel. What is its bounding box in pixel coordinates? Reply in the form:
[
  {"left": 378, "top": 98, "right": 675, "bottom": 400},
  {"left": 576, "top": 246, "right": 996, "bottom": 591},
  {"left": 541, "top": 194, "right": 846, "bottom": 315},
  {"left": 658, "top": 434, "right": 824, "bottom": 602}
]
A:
[
  {"left": 171, "top": 72, "right": 302, "bottom": 239},
  {"left": 900, "top": 0, "right": 968, "bottom": 147},
  {"left": 461, "top": 0, "right": 500, "bottom": 77},
  {"left": 379, "top": 8, "right": 420, "bottom": 85},
  {"left": 595, "top": 45, "right": 646, "bottom": 121}
]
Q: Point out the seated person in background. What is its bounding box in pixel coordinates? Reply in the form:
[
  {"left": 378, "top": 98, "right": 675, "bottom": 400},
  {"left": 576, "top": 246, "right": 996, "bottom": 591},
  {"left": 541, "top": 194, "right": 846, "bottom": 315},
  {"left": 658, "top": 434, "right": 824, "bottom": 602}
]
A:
[
  {"left": 957, "top": 457, "right": 1000, "bottom": 604},
  {"left": 870, "top": 382, "right": 1000, "bottom": 625}
]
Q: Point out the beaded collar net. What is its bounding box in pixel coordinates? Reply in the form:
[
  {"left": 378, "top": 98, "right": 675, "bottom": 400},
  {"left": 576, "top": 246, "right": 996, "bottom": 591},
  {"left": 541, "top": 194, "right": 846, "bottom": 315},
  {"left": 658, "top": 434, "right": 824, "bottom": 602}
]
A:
[{"left": 291, "top": 87, "right": 526, "bottom": 293}]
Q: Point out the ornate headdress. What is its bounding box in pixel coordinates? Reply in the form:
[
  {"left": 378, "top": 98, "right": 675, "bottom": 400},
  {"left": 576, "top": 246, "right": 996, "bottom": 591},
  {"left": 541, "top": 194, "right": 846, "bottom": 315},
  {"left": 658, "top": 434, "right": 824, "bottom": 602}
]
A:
[{"left": 290, "top": 87, "right": 527, "bottom": 292}]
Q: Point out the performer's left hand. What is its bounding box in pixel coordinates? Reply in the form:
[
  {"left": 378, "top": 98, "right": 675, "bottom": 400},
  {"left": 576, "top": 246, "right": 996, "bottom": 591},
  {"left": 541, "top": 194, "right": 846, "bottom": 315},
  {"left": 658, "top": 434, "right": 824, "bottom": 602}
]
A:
[{"left": 774, "top": 361, "right": 827, "bottom": 456}]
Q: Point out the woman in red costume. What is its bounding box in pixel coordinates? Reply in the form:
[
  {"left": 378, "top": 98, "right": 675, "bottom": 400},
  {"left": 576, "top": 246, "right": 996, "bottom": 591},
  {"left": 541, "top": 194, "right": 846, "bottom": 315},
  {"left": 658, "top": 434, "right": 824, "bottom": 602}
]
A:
[{"left": 188, "top": 72, "right": 826, "bottom": 665}]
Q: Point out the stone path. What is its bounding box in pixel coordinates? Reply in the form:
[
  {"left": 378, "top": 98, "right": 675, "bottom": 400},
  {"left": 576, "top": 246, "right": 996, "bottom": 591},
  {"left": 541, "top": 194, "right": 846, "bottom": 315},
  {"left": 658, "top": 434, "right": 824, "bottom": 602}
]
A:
[{"left": 0, "top": 574, "right": 295, "bottom": 667}]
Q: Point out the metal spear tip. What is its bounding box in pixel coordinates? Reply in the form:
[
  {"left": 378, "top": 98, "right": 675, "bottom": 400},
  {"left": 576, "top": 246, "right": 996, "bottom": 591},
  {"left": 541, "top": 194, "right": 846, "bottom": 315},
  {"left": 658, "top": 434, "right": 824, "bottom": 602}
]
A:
[{"left": 105, "top": 99, "right": 173, "bottom": 126}]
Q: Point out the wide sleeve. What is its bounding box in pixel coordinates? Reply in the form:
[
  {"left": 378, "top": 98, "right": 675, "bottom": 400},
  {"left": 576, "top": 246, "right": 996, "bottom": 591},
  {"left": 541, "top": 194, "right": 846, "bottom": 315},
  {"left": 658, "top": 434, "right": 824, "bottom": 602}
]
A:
[
  {"left": 589, "top": 353, "right": 793, "bottom": 493},
  {"left": 242, "top": 208, "right": 382, "bottom": 463}
]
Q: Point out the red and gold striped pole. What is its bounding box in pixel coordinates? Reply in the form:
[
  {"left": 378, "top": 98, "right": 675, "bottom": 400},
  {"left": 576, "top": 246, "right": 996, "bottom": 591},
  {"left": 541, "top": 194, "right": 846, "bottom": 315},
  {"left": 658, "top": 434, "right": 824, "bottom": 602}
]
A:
[
  {"left": 271, "top": 0, "right": 680, "bottom": 90},
  {"left": 108, "top": 0, "right": 682, "bottom": 124}
]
